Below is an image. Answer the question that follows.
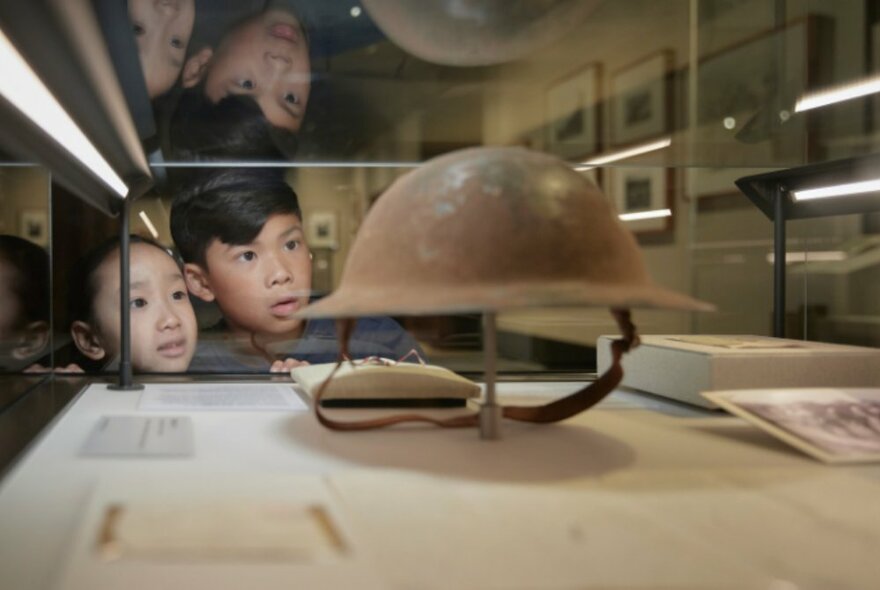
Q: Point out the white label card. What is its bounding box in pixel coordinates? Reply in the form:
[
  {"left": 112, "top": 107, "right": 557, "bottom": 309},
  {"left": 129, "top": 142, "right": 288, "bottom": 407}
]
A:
[
  {"left": 138, "top": 383, "right": 307, "bottom": 411},
  {"left": 81, "top": 416, "right": 194, "bottom": 457}
]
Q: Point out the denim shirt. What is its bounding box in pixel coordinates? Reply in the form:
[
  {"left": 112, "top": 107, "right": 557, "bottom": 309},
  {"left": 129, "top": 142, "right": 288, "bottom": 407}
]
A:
[{"left": 188, "top": 316, "right": 424, "bottom": 373}]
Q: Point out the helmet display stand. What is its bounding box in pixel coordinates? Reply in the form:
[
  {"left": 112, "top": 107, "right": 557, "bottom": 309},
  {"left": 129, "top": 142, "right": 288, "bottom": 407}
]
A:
[{"left": 479, "top": 312, "right": 501, "bottom": 439}]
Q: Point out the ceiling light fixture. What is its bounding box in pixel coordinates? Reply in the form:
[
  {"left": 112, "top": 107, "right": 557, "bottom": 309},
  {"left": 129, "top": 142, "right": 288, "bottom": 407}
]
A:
[
  {"left": 138, "top": 210, "right": 159, "bottom": 239},
  {"left": 576, "top": 137, "right": 672, "bottom": 169},
  {"left": 618, "top": 208, "right": 672, "bottom": 222},
  {"left": 765, "top": 250, "right": 847, "bottom": 264},
  {"left": 792, "top": 179, "right": 880, "bottom": 201},
  {"left": 795, "top": 73, "right": 880, "bottom": 113},
  {"left": 0, "top": 28, "right": 127, "bottom": 197}
]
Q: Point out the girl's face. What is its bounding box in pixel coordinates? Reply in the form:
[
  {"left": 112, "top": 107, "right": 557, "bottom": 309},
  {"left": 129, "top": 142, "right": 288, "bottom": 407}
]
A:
[
  {"left": 129, "top": 0, "right": 195, "bottom": 98},
  {"left": 90, "top": 243, "right": 198, "bottom": 372},
  {"left": 0, "top": 257, "right": 23, "bottom": 341}
]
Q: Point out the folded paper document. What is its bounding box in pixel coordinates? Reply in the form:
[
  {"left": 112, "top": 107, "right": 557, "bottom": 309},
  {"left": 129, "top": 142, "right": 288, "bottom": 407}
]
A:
[{"left": 291, "top": 361, "right": 481, "bottom": 407}]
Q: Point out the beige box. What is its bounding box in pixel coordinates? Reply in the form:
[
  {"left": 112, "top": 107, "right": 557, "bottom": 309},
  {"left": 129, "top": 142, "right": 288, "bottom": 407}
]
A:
[{"left": 596, "top": 335, "right": 880, "bottom": 408}]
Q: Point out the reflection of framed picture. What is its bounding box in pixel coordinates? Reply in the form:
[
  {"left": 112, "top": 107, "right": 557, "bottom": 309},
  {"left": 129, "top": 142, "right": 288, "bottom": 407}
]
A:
[
  {"left": 19, "top": 209, "right": 48, "bottom": 246},
  {"left": 607, "top": 167, "right": 673, "bottom": 234},
  {"left": 695, "top": 17, "right": 826, "bottom": 167},
  {"left": 610, "top": 51, "right": 672, "bottom": 146},
  {"left": 545, "top": 63, "right": 601, "bottom": 159},
  {"left": 689, "top": 166, "right": 767, "bottom": 200},
  {"left": 307, "top": 212, "right": 338, "bottom": 249}
]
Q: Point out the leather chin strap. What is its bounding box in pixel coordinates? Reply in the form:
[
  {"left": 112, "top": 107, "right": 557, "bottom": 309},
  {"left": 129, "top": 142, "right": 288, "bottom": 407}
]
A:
[{"left": 312, "top": 308, "right": 640, "bottom": 432}]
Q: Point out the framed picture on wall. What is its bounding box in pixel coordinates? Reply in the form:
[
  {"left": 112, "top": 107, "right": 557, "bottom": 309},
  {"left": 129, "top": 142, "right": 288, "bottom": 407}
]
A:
[
  {"left": 607, "top": 167, "right": 674, "bottom": 234},
  {"left": 694, "top": 16, "right": 827, "bottom": 168},
  {"left": 19, "top": 209, "right": 49, "bottom": 247},
  {"left": 307, "top": 211, "right": 338, "bottom": 249},
  {"left": 610, "top": 51, "right": 673, "bottom": 146},
  {"left": 545, "top": 63, "right": 602, "bottom": 159}
]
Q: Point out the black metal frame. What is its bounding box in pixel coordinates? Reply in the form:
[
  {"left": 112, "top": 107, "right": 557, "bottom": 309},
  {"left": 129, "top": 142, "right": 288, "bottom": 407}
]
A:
[{"left": 737, "top": 153, "right": 880, "bottom": 337}]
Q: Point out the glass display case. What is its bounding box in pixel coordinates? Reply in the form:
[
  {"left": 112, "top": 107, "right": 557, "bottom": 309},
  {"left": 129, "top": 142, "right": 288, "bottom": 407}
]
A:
[
  {"left": 3, "top": 5, "right": 880, "bottom": 588},
  {"left": 2, "top": 0, "right": 880, "bottom": 457}
]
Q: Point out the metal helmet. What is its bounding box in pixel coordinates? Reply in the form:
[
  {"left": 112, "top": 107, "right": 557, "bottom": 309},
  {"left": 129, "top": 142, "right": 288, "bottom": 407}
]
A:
[
  {"left": 299, "top": 146, "right": 712, "bottom": 319},
  {"left": 360, "top": 0, "right": 599, "bottom": 66}
]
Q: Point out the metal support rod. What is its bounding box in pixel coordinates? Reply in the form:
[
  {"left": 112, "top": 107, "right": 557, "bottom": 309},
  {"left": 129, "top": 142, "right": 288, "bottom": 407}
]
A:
[
  {"left": 773, "top": 185, "right": 786, "bottom": 338},
  {"left": 109, "top": 198, "right": 143, "bottom": 391},
  {"left": 479, "top": 311, "right": 501, "bottom": 440},
  {"left": 772, "top": 0, "right": 788, "bottom": 339}
]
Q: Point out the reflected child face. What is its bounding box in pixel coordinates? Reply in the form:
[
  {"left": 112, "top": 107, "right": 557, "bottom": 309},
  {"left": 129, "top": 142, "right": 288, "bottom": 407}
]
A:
[
  {"left": 129, "top": 0, "right": 195, "bottom": 98},
  {"left": 0, "top": 257, "right": 24, "bottom": 341},
  {"left": 79, "top": 243, "right": 198, "bottom": 372},
  {"left": 185, "top": 213, "right": 312, "bottom": 337},
  {"left": 200, "top": 9, "right": 311, "bottom": 132},
  {"left": 0, "top": 248, "right": 49, "bottom": 369}
]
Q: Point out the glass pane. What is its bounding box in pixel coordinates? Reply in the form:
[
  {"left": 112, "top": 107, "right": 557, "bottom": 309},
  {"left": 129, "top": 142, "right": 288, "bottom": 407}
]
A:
[
  {"left": 41, "top": 0, "right": 880, "bottom": 376},
  {"left": 787, "top": 212, "right": 880, "bottom": 345},
  {"left": 54, "top": 165, "right": 431, "bottom": 375}
]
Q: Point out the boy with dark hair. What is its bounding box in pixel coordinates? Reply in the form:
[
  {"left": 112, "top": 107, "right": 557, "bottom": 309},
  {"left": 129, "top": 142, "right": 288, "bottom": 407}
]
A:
[
  {"left": 163, "top": 5, "right": 308, "bottom": 161},
  {"left": 170, "top": 168, "right": 422, "bottom": 372},
  {"left": 163, "top": 92, "right": 299, "bottom": 161}
]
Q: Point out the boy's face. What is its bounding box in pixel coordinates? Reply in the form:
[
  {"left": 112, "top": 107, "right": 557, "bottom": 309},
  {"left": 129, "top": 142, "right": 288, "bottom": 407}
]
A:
[
  {"left": 89, "top": 243, "right": 198, "bottom": 372},
  {"left": 129, "top": 0, "right": 195, "bottom": 98},
  {"left": 203, "top": 9, "right": 311, "bottom": 132},
  {"left": 185, "top": 213, "right": 312, "bottom": 337}
]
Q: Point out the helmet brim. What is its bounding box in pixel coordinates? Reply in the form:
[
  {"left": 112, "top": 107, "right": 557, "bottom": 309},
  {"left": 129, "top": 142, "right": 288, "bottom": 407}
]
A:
[{"left": 297, "top": 280, "right": 714, "bottom": 319}]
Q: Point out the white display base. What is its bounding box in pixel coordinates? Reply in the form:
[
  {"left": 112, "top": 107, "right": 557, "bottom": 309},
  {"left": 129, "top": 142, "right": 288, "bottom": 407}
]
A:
[
  {"left": 3, "top": 381, "right": 880, "bottom": 590},
  {"left": 597, "top": 335, "right": 880, "bottom": 408}
]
